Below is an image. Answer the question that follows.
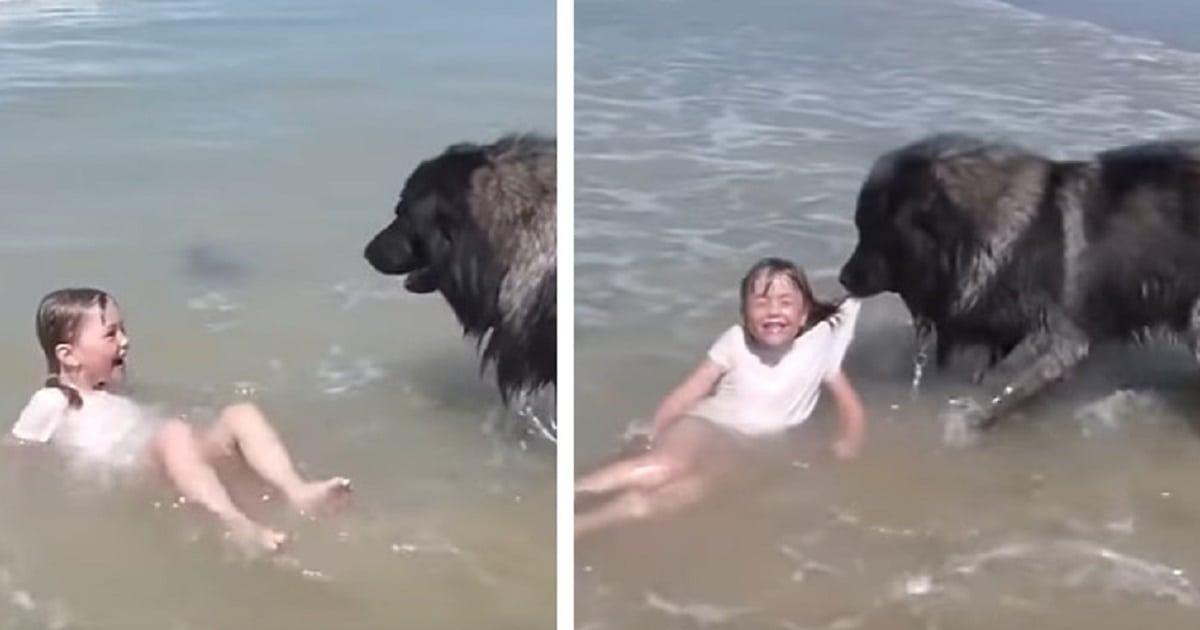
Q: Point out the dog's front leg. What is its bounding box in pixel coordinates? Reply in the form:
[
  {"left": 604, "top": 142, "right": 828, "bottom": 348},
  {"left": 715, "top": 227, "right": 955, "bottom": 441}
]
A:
[
  {"left": 943, "top": 311, "right": 1089, "bottom": 446},
  {"left": 974, "top": 330, "right": 1051, "bottom": 385}
]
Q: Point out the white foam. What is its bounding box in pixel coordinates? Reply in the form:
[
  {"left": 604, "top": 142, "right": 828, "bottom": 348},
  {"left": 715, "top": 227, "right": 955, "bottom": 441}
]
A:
[
  {"left": 943, "top": 538, "right": 1200, "bottom": 606},
  {"left": 315, "top": 350, "right": 383, "bottom": 396},
  {"left": 644, "top": 591, "right": 755, "bottom": 625},
  {"left": 1073, "top": 389, "right": 1169, "bottom": 434}
]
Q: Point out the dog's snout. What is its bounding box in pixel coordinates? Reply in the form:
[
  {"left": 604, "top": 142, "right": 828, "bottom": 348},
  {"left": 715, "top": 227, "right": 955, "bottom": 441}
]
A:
[
  {"left": 364, "top": 233, "right": 388, "bottom": 272},
  {"left": 839, "top": 255, "right": 866, "bottom": 294},
  {"left": 839, "top": 250, "right": 888, "bottom": 297},
  {"left": 838, "top": 265, "right": 858, "bottom": 293},
  {"left": 364, "top": 229, "right": 412, "bottom": 275}
]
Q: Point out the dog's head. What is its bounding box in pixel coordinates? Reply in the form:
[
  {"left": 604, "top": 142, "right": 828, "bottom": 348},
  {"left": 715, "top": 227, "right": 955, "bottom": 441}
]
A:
[
  {"left": 365, "top": 135, "right": 557, "bottom": 405},
  {"left": 364, "top": 145, "right": 489, "bottom": 294},
  {"left": 839, "top": 148, "right": 954, "bottom": 301},
  {"left": 839, "top": 135, "right": 1046, "bottom": 314}
]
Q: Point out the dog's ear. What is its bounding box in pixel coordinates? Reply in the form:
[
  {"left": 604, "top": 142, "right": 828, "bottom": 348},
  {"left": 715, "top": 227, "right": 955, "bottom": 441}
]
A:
[
  {"left": 425, "top": 149, "right": 489, "bottom": 233},
  {"left": 401, "top": 195, "right": 453, "bottom": 265},
  {"left": 930, "top": 154, "right": 1047, "bottom": 231},
  {"left": 931, "top": 156, "right": 1007, "bottom": 213},
  {"left": 931, "top": 152, "right": 1050, "bottom": 314}
]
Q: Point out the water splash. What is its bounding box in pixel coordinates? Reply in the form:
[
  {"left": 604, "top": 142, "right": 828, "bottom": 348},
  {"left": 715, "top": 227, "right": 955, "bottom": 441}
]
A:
[
  {"left": 644, "top": 591, "right": 755, "bottom": 626},
  {"left": 186, "top": 291, "right": 242, "bottom": 313},
  {"left": 0, "top": 565, "right": 72, "bottom": 629},
  {"left": 935, "top": 538, "right": 1200, "bottom": 607},
  {"left": 910, "top": 319, "right": 934, "bottom": 400},
  {"left": 314, "top": 345, "right": 384, "bottom": 396},
  {"left": 1074, "top": 389, "right": 1168, "bottom": 435}
]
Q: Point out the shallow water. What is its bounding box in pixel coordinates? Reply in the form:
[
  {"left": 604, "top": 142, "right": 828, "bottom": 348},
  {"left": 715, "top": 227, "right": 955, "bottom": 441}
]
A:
[
  {"left": 0, "top": 0, "right": 554, "bottom": 627},
  {"left": 576, "top": 0, "right": 1200, "bottom": 627}
]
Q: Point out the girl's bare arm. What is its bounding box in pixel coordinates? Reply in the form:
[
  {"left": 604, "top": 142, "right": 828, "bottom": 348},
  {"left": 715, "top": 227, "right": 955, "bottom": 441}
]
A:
[
  {"left": 823, "top": 370, "right": 866, "bottom": 459},
  {"left": 650, "top": 359, "right": 724, "bottom": 439}
]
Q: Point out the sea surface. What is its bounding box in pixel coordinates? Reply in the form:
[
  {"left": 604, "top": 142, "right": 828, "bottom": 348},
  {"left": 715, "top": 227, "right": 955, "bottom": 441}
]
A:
[
  {"left": 576, "top": 0, "right": 1200, "bottom": 627},
  {"left": 0, "top": 0, "right": 555, "bottom": 627}
]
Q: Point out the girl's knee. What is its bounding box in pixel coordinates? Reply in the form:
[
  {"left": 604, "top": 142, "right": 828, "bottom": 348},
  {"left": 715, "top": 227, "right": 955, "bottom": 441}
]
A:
[
  {"left": 626, "top": 477, "right": 706, "bottom": 522},
  {"left": 632, "top": 454, "right": 687, "bottom": 485},
  {"left": 220, "top": 402, "right": 262, "bottom": 423},
  {"left": 151, "top": 418, "right": 200, "bottom": 466},
  {"left": 621, "top": 490, "right": 656, "bottom": 521},
  {"left": 665, "top": 476, "right": 708, "bottom": 506},
  {"left": 154, "top": 418, "right": 193, "bottom": 446}
]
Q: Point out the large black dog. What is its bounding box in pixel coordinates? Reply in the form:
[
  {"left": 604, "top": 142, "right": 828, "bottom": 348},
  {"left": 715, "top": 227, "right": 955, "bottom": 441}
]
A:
[
  {"left": 365, "top": 134, "right": 556, "bottom": 402},
  {"left": 839, "top": 134, "right": 1200, "bottom": 443}
]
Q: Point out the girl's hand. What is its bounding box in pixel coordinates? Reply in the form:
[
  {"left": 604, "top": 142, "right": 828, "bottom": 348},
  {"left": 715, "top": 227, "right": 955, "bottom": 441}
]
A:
[
  {"left": 621, "top": 418, "right": 655, "bottom": 453},
  {"left": 824, "top": 371, "right": 865, "bottom": 461},
  {"left": 626, "top": 433, "right": 654, "bottom": 454}
]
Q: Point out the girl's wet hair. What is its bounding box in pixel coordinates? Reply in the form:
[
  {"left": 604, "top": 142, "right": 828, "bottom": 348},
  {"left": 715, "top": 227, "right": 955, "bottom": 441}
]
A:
[
  {"left": 739, "top": 257, "right": 843, "bottom": 334},
  {"left": 35, "top": 288, "right": 111, "bottom": 409}
]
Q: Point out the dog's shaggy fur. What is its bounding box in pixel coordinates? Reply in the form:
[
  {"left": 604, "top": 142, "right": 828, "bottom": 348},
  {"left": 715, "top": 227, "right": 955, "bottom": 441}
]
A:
[
  {"left": 365, "top": 134, "right": 556, "bottom": 401},
  {"left": 839, "top": 134, "right": 1200, "bottom": 442}
]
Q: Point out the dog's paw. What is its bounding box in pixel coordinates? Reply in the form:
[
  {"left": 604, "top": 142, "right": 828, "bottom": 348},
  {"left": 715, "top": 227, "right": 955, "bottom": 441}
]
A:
[{"left": 940, "top": 397, "right": 986, "bottom": 448}]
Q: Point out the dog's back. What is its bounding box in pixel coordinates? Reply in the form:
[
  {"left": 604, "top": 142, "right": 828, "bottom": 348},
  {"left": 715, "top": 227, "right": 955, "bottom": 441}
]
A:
[{"left": 1075, "top": 141, "right": 1200, "bottom": 339}]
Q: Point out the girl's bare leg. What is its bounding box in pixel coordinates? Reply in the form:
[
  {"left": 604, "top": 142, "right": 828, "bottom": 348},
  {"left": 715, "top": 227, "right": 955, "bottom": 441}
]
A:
[
  {"left": 152, "top": 419, "right": 287, "bottom": 554},
  {"left": 576, "top": 452, "right": 679, "bottom": 495},
  {"left": 576, "top": 417, "right": 719, "bottom": 496},
  {"left": 576, "top": 474, "right": 709, "bottom": 538},
  {"left": 201, "top": 403, "right": 351, "bottom": 514}
]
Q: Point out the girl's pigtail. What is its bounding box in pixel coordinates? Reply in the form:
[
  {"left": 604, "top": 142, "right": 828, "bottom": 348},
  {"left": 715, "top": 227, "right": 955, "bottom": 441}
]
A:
[{"left": 45, "top": 375, "right": 82, "bottom": 409}]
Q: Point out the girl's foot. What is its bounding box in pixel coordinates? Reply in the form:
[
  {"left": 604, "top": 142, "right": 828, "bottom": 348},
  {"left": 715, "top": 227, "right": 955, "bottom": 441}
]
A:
[
  {"left": 286, "top": 477, "right": 353, "bottom": 515},
  {"left": 225, "top": 518, "right": 289, "bottom": 556}
]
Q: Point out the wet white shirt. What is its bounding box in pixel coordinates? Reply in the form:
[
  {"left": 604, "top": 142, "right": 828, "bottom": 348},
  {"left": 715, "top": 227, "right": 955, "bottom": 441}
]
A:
[
  {"left": 691, "top": 298, "right": 861, "bottom": 436},
  {"left": 12, "top": 388, "right": 154, "bottom": 467}
]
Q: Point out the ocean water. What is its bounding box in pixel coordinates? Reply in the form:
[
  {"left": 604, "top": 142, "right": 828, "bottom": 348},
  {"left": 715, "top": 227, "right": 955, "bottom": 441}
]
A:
[
  {"left": 1007, "top": 0, "right": 1200, "bottom": 52},
  {"left": 0, "top": 0, "right": 554, "bottom": 627},
  {"left": 576, "top": 0, "right": 1200, "bottom": 627}
]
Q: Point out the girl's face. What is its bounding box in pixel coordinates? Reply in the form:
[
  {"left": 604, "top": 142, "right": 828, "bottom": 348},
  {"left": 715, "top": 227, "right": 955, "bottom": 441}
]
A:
[
  {"left": 743, "top": 272, "right": 808, "bottom": 348},
  {"left": 60, "top": 302, "right": 129, "bottom": 390}
]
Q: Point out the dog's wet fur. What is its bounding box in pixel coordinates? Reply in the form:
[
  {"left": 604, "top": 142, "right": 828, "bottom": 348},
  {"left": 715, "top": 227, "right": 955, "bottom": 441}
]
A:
[
  {"left": 840, "top": 134, "right": 1200, "bottom": 443},
  {"left": 365, "top": 134, "right": 556, "bottom": 402}
]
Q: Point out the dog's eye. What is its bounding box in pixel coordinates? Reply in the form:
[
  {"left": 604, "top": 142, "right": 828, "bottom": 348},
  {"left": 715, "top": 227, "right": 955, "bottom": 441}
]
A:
[{"left": 435, "top": 210, "right": 461, "bottom": 241}]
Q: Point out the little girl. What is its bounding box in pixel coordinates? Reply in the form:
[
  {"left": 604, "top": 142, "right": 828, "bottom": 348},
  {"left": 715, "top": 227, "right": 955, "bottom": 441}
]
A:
[
  {"left": 576, "top": 258, "right": 866, "bottom": 537},
  {"left": 10, "top": 288, "right": 352, "bottom": 554}
]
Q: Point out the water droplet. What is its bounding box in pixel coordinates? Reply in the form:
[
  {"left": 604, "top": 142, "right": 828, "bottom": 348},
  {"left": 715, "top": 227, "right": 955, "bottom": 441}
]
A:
[{"left": 12, "top": 590, "right": 35, "bottom": 610}]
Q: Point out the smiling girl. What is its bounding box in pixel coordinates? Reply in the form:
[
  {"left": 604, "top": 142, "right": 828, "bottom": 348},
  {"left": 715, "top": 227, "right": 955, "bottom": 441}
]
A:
[{"left": 576, "top": 258, "right": 865, "bottom": 537}]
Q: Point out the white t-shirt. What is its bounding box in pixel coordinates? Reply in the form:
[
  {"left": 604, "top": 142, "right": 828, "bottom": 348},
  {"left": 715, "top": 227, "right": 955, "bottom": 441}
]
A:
[
  {"left": 690, "top": 298, "right": 861, "bottom": 436},
  {"left": 12, "top": 387, "right": 155, "bottom": 467}
]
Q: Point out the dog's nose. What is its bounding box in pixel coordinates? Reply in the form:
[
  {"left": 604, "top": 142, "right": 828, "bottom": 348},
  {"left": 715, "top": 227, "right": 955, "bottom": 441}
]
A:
[
  {"left": 364, "top": 235, "right": 391, "bottom": 273},
  {"left": 838, "top": 265, "right": 858, "bottom": 293}
]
